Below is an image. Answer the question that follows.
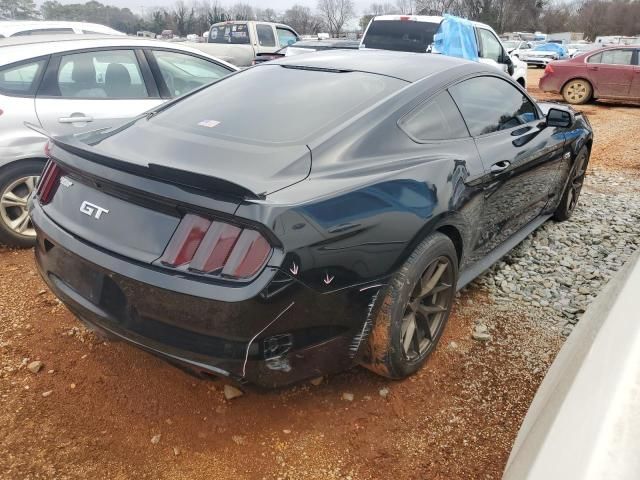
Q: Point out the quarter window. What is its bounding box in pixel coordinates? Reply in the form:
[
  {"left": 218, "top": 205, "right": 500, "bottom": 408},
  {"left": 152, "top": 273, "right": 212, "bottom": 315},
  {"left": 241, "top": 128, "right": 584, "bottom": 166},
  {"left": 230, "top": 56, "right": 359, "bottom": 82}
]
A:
[
  {"left": 152, "top": 50, "right": 232, "bottom": 97},
  {"left": 449, "top": 76, "right": 538, "bottom": 136},
  {"left": 478, "top": 29, "right": 503, "bottom": 62},
  {"left": 256, "top": 24, "right": 276, "bottom": 47},
  {"left": 56, "top": 50, "right": 148, "bottom": 99},
  {"left": 0, "top": 60, "right": 46, "bottom": 95},
  {"left": 399, "top": 91, "right": 468, "bottom": 141},
  {"left": 276, "top": 27, "right": 298, "bottom": 47}
]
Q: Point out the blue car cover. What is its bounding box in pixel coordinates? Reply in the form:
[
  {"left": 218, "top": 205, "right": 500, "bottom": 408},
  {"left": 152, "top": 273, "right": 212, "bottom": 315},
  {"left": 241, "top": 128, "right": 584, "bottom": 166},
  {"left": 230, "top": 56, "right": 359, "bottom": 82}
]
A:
[{"left": 433, "top": 14, "right": 479, "bottom": 62}]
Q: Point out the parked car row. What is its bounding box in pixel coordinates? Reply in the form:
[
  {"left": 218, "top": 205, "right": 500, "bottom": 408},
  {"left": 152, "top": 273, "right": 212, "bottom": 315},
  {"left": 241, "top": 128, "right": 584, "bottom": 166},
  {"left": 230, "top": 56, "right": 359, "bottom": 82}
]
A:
[{"left": 27, "top": 47, "right": 592, "bottom": 387}]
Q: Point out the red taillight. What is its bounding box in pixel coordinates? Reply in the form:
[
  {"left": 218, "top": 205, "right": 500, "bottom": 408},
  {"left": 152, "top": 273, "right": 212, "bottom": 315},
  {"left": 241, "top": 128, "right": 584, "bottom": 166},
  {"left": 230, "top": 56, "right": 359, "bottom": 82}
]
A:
[
  {"left": 222, "top": 230, "right": 271, "bottom": 278},
  {"left": 160, "top": 214, "right": 272, "bottom": 280},
  {"left": 36, "top": 160, "right": 62, "bottom": 205},
  {"left": 544, "top": 64, "right": 554, "bottom": 74},
  {"left": 190, "top": 222, "right": 241, "bottom": 272},
  {"left": 400, "top": 15, "right": 411, "bottom": 21},
  {"left": 160, "top": 214, "right": 211, "bottom": 267}
]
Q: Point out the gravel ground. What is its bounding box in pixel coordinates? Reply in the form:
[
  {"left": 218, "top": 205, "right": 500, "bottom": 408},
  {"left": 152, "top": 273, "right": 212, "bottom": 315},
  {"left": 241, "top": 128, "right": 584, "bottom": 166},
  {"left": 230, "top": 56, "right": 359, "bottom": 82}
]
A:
[
  {"left": 0, "top": 68, "right": 639, "bottom": 480},
  {"left": 470, "top": 168, "right": 640, "bottom": 337}
]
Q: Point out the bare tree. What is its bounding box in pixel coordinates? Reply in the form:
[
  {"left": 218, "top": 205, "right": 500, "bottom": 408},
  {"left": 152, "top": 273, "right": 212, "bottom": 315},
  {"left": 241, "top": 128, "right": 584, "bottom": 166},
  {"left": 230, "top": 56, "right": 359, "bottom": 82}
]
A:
[
  {"left": 317, "top": 0, "right": 355, "bottom": 36},
  {"left": 369, "top": 2, "right": 398, "bottom": 14},
  {"left": 395, "top": 0, "right": 415, "bottom": 14},
  {"left": 256, "top": 7, "right": 279, "bottom": 22},
  {"left": 229, "top": 2, "right": 254, "bottom": 20},
  {"left": 285, "top": 4, "right": 325, "bottom": 34}
]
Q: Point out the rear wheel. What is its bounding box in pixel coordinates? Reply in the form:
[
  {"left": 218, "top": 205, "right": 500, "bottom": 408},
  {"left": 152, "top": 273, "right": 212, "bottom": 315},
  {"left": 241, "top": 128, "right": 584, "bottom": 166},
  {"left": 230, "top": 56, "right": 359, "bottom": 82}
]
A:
[
  {"left": 554, "top": 147, "right": 589, "bottom": 222},
  {"left": 562, "top": 79, "right": 592, "bottom": 105},
  {"left": 362, "top": 233, "right": 457, "bottom": 379},
  {"left": 0, "top": 160, "right": 45, "bottom": 248}
]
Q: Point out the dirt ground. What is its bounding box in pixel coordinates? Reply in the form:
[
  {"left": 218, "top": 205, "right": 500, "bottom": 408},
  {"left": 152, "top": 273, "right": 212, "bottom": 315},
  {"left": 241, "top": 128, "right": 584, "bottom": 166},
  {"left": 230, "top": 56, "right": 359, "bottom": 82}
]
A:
[{"left": 1, "top": 68, "right": 639, "bottom": 480}]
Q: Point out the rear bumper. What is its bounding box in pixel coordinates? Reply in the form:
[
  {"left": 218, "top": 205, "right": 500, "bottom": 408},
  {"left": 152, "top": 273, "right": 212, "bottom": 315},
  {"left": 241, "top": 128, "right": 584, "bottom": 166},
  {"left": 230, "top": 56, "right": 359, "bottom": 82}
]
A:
[
  {"left": 538, "top": 73, "right": 562, "bottom": 93},
  {"left": 522, "top": 57, "right": 554, "bottom": 66},
  {"left": 31, "top": 204, "right": 381, "bottom": 388}
]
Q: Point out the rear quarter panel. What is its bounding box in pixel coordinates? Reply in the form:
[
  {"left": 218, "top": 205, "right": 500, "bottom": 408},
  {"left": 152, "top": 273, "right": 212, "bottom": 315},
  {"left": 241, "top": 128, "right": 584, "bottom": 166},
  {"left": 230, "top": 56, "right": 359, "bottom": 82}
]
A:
[{"left": 0, "top": 94, "right": 46, "bottom": 168}]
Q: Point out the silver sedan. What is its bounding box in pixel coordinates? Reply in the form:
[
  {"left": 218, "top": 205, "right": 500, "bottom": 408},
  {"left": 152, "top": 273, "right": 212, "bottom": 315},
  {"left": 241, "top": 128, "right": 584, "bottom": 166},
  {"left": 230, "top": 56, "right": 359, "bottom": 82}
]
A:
[{"left": 0, "top": 34, "right": 237, "bottom": 247}]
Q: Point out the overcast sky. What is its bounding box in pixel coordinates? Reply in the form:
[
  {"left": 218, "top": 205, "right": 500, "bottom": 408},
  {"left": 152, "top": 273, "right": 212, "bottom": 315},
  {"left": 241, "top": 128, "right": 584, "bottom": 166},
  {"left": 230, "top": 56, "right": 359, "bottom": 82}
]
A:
[{"left": 45, "top": 0, "right": 373, "bottom": 15}]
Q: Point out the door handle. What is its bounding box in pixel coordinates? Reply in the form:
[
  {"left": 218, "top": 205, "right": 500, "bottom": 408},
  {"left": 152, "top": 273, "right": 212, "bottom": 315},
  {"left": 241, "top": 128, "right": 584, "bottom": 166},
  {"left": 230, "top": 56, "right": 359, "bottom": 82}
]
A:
[
  {"left": 490, "top": 160, "right": 511, "bottom": 173},
  {"left": 587, "top": 66, "right": 599, "bottom": 71},
  {"left": 58, "top": 115, "right": 93, "bottom": 123}
]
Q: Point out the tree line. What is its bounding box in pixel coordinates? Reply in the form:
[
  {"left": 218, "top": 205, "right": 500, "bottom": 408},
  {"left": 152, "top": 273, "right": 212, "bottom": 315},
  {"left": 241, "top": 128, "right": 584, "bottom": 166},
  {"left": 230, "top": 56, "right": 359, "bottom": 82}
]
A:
[{"left": 1, "top": 0, "right": 639, "bottom": 40}]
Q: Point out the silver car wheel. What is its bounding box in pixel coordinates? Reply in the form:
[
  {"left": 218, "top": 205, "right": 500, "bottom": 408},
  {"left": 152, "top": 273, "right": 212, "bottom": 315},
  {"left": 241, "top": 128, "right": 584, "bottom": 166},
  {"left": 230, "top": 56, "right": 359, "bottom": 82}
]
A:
[{"left": 0, "top": 175, "right": 39, "bottom": 238}]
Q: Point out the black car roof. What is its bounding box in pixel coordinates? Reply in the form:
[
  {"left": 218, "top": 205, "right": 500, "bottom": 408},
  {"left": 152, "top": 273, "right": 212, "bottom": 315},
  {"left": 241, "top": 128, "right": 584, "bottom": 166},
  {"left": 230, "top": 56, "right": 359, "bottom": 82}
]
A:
[{"left": 266, "top": 49, "right": 490, "bottom": 82}]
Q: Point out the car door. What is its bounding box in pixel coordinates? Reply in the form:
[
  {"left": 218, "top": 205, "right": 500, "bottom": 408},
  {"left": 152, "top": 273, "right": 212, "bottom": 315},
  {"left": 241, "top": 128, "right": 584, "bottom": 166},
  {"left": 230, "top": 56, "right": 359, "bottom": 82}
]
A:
[
  {"left": 477, "top": 28, "right": 509, "bottom": 74},
  {"left": 586, "top": 48, "right": 635, "bottom": 97},
  {"left": 144, "top": 48, "right": 234, "bottom": 98},
  {"left": 254, "top": 23, "right": 278, "bottom": 54},
  {"left": 35, "top": 48, "right": 162, "bottom": 136},
  {"left": 449, "top": 76, "right": 567, "bottom": 256}
]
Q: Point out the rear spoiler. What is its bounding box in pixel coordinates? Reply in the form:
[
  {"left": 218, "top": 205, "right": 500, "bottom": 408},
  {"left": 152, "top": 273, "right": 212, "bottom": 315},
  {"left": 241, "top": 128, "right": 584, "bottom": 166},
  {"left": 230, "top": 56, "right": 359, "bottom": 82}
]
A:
[{"left": 24, "top": 122, "right": 264, "bottom": 201}]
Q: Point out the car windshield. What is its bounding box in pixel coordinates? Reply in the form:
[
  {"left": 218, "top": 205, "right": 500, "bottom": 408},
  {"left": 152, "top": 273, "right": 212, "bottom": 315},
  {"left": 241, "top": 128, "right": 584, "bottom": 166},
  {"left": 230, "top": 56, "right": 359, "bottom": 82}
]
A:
[
  {"left": 151, "top": 65, "right": 405, "bottom": 144},
  {"left": 209, "top": 23, "right": 249, "bottom": 44},
  {"left": 503, "top": 41, "right": 519, "bottom": 48},
  {"left": 363, "top": 20, "right": 440, "bottom": 53}
]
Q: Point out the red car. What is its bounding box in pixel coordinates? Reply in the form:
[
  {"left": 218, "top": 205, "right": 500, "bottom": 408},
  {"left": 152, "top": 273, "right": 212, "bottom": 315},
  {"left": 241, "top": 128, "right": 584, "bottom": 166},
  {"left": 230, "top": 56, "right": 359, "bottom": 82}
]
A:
[{"left": 539, "top": 45, "right": 640, "bottom": 104}]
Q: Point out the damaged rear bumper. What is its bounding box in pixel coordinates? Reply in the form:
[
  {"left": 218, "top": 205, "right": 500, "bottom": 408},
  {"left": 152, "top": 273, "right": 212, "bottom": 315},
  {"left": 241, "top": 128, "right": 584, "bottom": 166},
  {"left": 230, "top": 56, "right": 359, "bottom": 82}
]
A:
[{"left": 31, "top": 205, "right": 383, "bottom": 388}]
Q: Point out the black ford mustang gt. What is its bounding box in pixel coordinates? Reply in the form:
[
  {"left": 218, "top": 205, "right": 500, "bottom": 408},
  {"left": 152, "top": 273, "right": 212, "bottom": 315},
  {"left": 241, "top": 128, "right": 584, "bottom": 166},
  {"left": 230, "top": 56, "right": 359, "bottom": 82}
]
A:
[{"left": 30, "top": 50, "right": 593, "bottom": 388}]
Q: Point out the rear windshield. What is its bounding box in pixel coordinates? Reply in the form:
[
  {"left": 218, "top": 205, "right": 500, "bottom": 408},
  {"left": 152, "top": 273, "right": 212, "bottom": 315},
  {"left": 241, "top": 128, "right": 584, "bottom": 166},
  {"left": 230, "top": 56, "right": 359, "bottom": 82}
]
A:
[
  {"left": 363, "top": 19, "right": 440, "bottom": 53},
  {"left": 209, "top": 23, "right": 249, "bottom": 44},
  {"left": 152, "top": 65, "right": 405, "bottom": 144}
]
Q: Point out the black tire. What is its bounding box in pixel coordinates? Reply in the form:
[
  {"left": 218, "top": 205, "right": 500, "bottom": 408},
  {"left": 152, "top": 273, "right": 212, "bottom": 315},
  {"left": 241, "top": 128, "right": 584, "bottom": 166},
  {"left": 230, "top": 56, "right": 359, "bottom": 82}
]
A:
[
  {"left": 361, "top": 232, "right": 458, "bottom": 379},
  {"left": 554, "top": 147, "right": 589, "bottom": 222},
  {"left": 0, "top": 160, "right": 46, "bottom": 248}
]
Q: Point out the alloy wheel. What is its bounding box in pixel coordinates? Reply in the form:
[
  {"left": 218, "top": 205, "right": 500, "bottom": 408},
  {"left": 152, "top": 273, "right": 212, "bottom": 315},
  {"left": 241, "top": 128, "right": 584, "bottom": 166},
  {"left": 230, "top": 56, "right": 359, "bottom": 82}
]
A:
[
  {"left": 0, "top": 175, "right": 39, "bottom": 238},
  {"left": 567, "top": 154, "right": 587, "bottom": 214},
  {"left": 565, "top": 81, "right": 588, "bottom": 103},
  {"left": 400, "top": 256, "right": 455, "bottom": 361}
]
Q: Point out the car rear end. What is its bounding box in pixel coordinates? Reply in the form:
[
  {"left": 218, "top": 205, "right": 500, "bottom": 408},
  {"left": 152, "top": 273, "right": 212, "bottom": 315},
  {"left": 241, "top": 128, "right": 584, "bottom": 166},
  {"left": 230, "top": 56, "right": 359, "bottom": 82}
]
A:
[
  {"left": 539, "top": 55, "right": 585, "bottom": 94},
  {"left": 30, "top": 142, "right": 366, "bottom": 387}
]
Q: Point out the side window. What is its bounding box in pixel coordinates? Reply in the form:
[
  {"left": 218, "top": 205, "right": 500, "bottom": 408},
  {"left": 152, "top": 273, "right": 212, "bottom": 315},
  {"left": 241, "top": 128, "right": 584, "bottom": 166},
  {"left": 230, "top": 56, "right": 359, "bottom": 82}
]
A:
[
  {"left": 478, "top": 29, "right": 503, "bottom": 62},
  {"left": 256, "top": 24, "right": 276, "bottom": 47},
  {"left": 449, "top": 76, "right": 538, "bottom": 136},
  {"left": 0, "top": 59, "right": 46, "bottom": 95},
  {"left": 599, "top": 49, "right": 633, "bottom": 65},
  {"left": 587, "top": 52, "right": 602, "bottom": 63},
  {"left": 56, "top": 50, "right": 148, "bottom": 99},
  {"left": 399, "top": 91, "right": 468, "bottom": 141},
  {"left": 152, "top": 50, "right": 232, "bottom": 97},
  {"left": 276, "top": 27, "right": 298, "bottom": 47}
]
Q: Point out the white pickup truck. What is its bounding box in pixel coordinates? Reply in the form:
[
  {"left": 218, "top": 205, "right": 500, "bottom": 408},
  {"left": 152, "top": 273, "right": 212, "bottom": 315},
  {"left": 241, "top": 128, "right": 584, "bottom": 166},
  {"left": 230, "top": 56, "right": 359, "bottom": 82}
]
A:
[
  {"left": 189, "top": 21, "right": 300, "bottom": 67},
  {"left": 360, "top": 15, "right": 528, "bottom": 89}
]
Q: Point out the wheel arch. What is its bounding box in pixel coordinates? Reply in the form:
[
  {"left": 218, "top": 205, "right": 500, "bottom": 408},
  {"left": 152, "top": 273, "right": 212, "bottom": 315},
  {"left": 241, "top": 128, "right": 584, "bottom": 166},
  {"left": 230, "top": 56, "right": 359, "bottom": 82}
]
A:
[
  {"left": 0, "top": 157, "right": 48, "bottom": 175},
  {"left": 399, "top": 214, "right": 467, "bottom": 270}
]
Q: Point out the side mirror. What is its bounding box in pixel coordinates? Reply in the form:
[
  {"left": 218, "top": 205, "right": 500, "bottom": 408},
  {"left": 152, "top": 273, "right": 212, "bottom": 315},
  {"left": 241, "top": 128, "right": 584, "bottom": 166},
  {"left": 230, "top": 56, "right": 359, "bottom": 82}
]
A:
[
  {"left": 502, "top": 50, "right": 514, "bottom": 75},
  {"left": 546, "top": 107, "right": 573, "bottom": 128}
]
